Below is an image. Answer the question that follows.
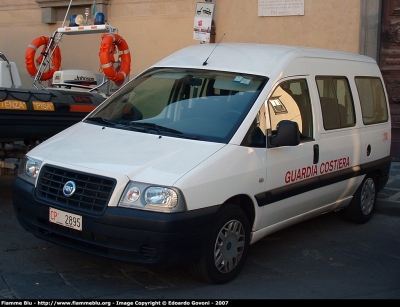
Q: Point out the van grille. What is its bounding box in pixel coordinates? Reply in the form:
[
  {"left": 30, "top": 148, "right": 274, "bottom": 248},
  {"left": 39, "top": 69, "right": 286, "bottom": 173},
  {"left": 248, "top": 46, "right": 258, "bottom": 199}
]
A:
[{"left": 35, "top": 165, "right": 116, "bottom": 216}]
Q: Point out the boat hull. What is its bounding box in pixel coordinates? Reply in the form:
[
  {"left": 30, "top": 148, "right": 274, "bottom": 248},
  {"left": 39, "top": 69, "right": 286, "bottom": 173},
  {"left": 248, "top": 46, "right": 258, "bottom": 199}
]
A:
[{"left": 0, "top": 87, "right": 106, "bottom": 143}]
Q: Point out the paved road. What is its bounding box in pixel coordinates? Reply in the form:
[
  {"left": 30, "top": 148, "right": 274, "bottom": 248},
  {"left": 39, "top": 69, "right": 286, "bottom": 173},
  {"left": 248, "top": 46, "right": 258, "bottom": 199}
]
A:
[{"left": 0, "top": 163, "right": 399, "bottom": 300}]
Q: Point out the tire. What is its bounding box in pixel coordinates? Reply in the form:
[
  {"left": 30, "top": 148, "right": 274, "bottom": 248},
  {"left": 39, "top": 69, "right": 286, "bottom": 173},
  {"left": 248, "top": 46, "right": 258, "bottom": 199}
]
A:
[
  {"left": 342, "top": 173, "right": 377, "bottom": 224},
  {"left": 190, "top": 205, "right": 250, "bottom": 284}
]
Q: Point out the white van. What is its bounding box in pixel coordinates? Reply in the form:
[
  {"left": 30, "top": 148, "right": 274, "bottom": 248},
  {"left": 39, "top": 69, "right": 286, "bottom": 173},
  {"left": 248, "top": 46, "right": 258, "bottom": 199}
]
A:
[{"left": 12, "top": 43, "right": 392, "bottom": 284}]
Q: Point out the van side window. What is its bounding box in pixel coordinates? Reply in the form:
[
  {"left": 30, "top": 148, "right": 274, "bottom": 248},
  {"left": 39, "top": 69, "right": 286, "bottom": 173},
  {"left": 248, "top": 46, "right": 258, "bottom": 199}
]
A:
[
  {"left": 267, "top": 79, "right": 313, "bottom": 141},
  {"left": 355, "top": 77, "right": 389, "bottom": 125},
  {"left": 316, "top": 76, "right": 356, "bottom": 130}
]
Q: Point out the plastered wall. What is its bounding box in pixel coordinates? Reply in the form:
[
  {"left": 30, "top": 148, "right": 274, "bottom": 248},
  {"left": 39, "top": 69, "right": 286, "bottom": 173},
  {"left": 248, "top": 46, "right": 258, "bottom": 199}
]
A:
[{"left": 0, "top": 0, "right": 362, "bottom": 89}]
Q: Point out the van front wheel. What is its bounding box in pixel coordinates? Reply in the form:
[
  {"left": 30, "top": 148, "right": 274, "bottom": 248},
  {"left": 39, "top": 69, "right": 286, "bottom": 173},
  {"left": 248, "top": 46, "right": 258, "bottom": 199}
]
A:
[
  {"left": 190, "top": 205, "right": 250, "bottom": 284},
  {"left": 342, "top": 174, "right": 377, "bottom": 224}
]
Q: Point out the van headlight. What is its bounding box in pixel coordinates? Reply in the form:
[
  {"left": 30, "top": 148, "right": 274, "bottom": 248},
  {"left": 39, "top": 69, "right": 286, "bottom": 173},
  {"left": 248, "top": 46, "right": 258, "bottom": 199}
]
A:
[
  {"left": 118, "top": 181, "right": 186, "bottom": 213},
  {"left": 18, "top": 156, "right": 42, "bottom": 185}
]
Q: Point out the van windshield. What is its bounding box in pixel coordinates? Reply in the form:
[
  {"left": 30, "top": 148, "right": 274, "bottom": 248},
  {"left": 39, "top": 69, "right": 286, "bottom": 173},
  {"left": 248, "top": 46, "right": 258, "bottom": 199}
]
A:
[{"left": 86, "top": 68, "right": 267, "bottom": 143}]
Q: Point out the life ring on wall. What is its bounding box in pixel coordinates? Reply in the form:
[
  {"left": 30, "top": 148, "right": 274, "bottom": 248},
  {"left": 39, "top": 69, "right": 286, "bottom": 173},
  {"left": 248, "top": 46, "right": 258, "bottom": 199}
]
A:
[
  {"left": 25, "top": 36, "right": 62, "bottom": 81},
  {"left": 99, "top": 33, "right": 131, "bottom": 87}
]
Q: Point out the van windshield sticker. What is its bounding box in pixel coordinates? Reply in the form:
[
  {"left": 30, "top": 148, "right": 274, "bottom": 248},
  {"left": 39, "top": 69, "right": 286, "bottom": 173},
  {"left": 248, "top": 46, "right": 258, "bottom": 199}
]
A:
[
  {"left": 214, "top": 76, "right": 260, "bottom": 91},
  {"left": 285, "top": 157, "right": 350, "bottom": 184},
  {"left": 233, "top": 76, "right": 251, "bottom": 84}
]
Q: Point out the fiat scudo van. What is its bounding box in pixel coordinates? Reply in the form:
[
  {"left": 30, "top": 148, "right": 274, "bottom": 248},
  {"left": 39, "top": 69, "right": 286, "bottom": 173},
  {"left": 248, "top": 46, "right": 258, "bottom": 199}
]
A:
[{"left": 12, "top": 43, "right": 391, "bottom": 284}]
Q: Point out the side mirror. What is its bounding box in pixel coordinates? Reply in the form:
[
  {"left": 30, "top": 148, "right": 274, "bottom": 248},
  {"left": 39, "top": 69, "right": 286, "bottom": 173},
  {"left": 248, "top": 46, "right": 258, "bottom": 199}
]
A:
[{"left": 268, "top": 120, "right": 300, "bottom": 148}]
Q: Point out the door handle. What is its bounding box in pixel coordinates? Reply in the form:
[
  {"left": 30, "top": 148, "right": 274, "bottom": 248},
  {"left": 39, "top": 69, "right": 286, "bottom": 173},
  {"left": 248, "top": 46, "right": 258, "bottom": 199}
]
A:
[{"left": 313, "top": 144, "right": 319, "bottom": 164}]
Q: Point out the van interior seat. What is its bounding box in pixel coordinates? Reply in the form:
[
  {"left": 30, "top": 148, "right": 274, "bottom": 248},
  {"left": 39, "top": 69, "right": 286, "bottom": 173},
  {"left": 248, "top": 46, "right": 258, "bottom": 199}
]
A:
[
  {"left": 338, "top": 104, "right": 348, "bottom": 126},
  {"left": 292, "top": 93, "right": 312, "bottom": 138},
  {"left": 320, "top": 97, "right": 340, "bottom": 130}
]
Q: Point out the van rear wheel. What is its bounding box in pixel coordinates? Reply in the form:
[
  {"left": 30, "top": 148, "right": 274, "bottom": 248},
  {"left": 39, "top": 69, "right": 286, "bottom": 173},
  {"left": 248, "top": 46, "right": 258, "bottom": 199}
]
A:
[
  {"left": 342, "top": 174, "right": 377, "bottom": 224},
  {"left": 190, "top": 205, "right": 250, "bottom": 284}
]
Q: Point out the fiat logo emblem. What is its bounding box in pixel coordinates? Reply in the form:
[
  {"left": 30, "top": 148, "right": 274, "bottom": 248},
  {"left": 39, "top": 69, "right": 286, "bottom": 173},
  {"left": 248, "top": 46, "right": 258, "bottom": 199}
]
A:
[{"left": 63, "top": 181, "right": 76, "bottom": 197}]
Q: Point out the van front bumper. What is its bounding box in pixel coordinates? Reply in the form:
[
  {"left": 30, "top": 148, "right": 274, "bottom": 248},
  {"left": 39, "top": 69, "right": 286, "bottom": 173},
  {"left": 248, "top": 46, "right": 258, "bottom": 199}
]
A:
[{"left": 12, "top": 176, "right": 219, "bottom": 267}]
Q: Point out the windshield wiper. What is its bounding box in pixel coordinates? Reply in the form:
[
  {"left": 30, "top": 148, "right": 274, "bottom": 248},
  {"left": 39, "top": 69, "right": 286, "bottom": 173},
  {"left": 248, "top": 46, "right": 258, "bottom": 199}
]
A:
[
  {"left": 86, "top": 117, "right": 149, "bottom": 132},
  {"left": 172, "top": 134, "right": 203, "bottom": 140},
  {"left": 129, "top": 122, "right": 183, "bottom": 134},
  {"left": 85, "top": 117, "right": 117, "bottom": 126},
  {"left": 87, "top": 119, "right": 203, "bottom": 139},
  {"left": 129, "top": 122, "right": 203, "bottom": 140}
]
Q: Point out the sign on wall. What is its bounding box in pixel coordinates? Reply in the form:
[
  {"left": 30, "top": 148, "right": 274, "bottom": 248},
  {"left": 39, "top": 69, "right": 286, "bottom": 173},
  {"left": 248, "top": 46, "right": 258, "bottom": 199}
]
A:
[
  {"left": 194, "top": 2, "right": 215, "bottom": 42},
  {"left": 258, "top": 0, "right": 304, "bottom": 17}
]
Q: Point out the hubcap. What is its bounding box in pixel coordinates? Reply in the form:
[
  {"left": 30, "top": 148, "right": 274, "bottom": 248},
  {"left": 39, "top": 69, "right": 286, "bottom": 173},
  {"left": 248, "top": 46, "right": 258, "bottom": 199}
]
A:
[
  {"left": 214, "top": 219, "right": 245, "bottom": 273},
  {"left": 361, "top": 178, "right": 375, "bottom": 215}
]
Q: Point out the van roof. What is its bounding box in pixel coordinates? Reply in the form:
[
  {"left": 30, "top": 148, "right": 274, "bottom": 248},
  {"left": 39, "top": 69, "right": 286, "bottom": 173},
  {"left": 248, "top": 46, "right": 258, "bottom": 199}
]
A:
[{"left": 153, "top": 43, "right": 376, "bottom": 77}]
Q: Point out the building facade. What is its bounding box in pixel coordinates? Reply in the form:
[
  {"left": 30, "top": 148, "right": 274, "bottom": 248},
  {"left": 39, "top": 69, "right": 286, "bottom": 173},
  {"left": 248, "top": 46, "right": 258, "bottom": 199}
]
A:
[{"left": 0, "top": 0, "right": 379, "bottom": 86}]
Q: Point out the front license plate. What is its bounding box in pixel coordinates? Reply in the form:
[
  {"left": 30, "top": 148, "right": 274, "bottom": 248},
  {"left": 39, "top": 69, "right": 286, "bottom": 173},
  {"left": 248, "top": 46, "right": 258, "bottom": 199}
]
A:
[{"left": 49, "top": 207, "right": 82, "bottom": 231}]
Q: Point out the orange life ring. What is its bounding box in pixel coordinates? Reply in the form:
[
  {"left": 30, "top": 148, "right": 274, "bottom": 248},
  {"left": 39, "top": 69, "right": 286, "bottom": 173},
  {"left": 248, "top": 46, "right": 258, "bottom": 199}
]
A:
[
  {"left": 99, "top": 33, "right": 131, "bottom": 87},
  {"left": 25, "top": 36, "right": 62, "bottom": 81}
]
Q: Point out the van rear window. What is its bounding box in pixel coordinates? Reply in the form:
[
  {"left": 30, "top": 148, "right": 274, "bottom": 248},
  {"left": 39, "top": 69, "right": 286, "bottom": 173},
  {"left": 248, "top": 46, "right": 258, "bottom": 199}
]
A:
[{"left": 355, "top": 77, "right": 388, "bottom": 125}]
